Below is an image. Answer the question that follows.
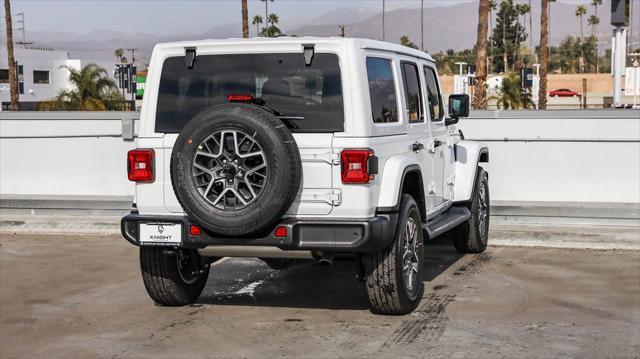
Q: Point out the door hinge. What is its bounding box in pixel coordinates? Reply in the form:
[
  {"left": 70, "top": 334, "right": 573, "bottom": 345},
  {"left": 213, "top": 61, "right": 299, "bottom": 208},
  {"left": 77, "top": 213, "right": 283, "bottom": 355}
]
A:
[
  {"left": 300, "top": 189, "right": 342, "bottom": 206},
  {"left": 428, "top": 182, "right": 437, "bottom": 195},
  {"left": 447, "top": 175, "right": 455, "bottom": 186}
]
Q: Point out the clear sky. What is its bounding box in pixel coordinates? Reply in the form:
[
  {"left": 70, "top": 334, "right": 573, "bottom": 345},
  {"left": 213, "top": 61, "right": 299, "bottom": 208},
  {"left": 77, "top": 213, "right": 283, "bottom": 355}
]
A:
[{"left": 4, "top": 0, "right": 591, "bottom": 36}]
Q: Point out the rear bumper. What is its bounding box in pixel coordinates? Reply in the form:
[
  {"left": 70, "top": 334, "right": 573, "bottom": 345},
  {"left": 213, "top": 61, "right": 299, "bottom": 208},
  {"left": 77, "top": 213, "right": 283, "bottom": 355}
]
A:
[{"left": 121, "top": 212, "right": 397, "bottom": 253}]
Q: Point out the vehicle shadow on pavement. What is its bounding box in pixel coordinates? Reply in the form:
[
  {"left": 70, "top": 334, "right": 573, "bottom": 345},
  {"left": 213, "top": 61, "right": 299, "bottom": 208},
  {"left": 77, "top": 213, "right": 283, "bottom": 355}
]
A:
[{"left": 194, "top": 237, "right": 465, "bottom": 311}]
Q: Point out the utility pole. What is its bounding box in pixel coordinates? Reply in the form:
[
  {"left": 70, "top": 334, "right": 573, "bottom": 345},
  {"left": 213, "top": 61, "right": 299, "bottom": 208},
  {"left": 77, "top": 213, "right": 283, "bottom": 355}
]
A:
[
  {"left": 421, "top": 0, "right": 424, "bottom": 50},
  {"left": 339, "top": 25, "right": 345, "bottom": 38},
  {"left": 4, "top": 0, "right": 18, "bottom": 110},
  {"left": 382, "top": 0, "right": 385, "bottom": 41}
]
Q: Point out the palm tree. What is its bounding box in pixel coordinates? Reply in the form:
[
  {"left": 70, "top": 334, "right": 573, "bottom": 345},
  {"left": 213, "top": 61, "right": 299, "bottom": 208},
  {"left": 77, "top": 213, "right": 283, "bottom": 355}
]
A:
[
  {"left": 473, "top": 0, "right": 490, "bottom": 109},
  {"left": 263, "top": 13, "right": 281, "bottom": 37},
  {"left": 539, "top": 0, "right": 550, "bottom": 109},
  {"left": 114, "top": 48, "right": 124, "bottom": 63},
  {"left": 252, "top": 15, "right": 263, "bottom": 37},
  {"left": 591, "top": 0, "right": 602, "bottom": 17},
  {"left": 588, "top": 15, "right": 600, "bottom": 37},
  {"left": 575, "top": 5, "right": 587, "bottom": 42},
  {"left": 488, "top": 0, "right": 498, "bottom": 73},
  {"left": 54, "top": 64, "right": 122, "bottom": 111},
  {"left": 241, "top": 0, "right": 249, "bottom": 38}
]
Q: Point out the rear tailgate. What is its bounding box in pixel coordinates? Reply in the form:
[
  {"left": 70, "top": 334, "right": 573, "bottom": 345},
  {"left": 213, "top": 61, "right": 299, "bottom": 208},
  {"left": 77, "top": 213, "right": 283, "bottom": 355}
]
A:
[{"left": 162, "top": 132, "right": 339, "bottom": 216}]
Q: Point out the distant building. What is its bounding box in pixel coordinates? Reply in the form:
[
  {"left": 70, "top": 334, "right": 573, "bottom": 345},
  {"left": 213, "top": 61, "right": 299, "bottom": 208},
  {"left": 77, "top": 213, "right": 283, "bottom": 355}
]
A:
[
  {"left": 0, "top": 47, "right": 81, "bottom": 109},
  {"left": 0, "top": 46, "right": 140, "bottom": 110}
]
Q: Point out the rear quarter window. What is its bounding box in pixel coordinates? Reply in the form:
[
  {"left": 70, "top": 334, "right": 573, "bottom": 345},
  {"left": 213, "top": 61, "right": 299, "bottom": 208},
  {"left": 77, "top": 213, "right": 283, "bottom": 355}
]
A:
[
  {"left": 155, "top": 53, "right": 344, "bottom": 133},
  {"left": 366, "top": 57, "right": 399, "bottom": 123}
]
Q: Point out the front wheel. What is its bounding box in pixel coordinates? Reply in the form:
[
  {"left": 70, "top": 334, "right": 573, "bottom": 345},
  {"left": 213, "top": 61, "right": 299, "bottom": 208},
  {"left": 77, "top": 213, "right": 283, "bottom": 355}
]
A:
[
  {"left": 453, "top": 167, "right": 490, "bottom": 253},
  {"left": 140, "top": 247, "right": 209, "bottom": 306},
  {"left": 361, "top": 194, "right": 424, "bottom": 315}
]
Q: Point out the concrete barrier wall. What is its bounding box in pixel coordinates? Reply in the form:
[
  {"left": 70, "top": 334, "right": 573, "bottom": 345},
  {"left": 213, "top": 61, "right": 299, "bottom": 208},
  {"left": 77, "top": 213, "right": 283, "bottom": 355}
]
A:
[
  {"left": 0, "top": 112, "right": 138, "bottom": 197},
  {"left": 1, "top": 110, "right": 638, "bottom": 206},
  {"left": 459, "top": 110, "right": 640, "bottom": 204}
]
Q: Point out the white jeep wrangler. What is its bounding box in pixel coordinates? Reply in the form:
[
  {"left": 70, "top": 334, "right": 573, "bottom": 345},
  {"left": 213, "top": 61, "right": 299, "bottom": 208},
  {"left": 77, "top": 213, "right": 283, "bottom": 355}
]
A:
[{"left": 122, "top": 37, "right": 489, "bottom": 315}]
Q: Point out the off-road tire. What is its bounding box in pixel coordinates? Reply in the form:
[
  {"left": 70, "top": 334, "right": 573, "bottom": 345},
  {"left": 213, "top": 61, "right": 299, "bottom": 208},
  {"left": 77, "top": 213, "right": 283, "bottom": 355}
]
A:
[
  {"left": 140, "top": 247, "right": 209, "bottom": 306},
  {"left": 362, "top": 194, "right": 424, "bottom": 315},
  {"left": 453, "top": 167, "right": 490, "bottom": 253},
  {"left": 170, "top": 103, "right": 302, "bottom": 236}
]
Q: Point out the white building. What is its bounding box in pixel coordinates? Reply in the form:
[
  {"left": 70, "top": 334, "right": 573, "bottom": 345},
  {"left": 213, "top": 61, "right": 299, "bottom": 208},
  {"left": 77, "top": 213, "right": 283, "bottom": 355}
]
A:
[{"left": 0, "top": 46, "right": 81, "bottom": 109}]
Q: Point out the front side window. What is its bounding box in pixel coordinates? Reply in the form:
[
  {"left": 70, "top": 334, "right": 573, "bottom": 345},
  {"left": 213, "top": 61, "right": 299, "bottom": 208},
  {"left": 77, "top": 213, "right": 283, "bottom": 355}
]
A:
[
  {"left": 155, "top": 53, "right": 343, "bottom": 133},
  {"left": 423, "top": 66, "right": 444, "bottom": 121},
  {"left": 33, "top": 70, "right": 50, "bottom": 84},
  {"left": 401, "top": 62, "right": 424, "bottom": 123},
  {"left": 366, "top": 57, "right": 398, "bottom": 123},
  {"left": 0, "top": 69, "right": 9, "bottom": 83}
]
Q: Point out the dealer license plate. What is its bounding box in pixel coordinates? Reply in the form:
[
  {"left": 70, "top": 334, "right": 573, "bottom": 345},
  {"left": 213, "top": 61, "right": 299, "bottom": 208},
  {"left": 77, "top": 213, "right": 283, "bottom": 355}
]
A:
[{"left": 139, "top": 222, "right": 182, "bottom": 245}]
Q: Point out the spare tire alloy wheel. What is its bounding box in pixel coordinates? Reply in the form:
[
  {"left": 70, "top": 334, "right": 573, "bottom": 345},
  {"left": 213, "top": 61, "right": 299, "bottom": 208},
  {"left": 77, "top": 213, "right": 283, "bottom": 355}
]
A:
[
  {"left": 193, "top": 130, "right": 268, "bottom": 209},
  {"left": 171, "top": 104, "right": 302, "bottom": 236}
]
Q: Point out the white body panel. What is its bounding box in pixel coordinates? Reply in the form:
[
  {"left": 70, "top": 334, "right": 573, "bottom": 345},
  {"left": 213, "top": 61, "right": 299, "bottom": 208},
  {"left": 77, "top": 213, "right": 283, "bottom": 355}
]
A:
[
  {"left": 133, "top": 37, "right": 481, "bottom": 222},
  {"left": 453, "top": 141, "right": 488, "bottom": 203}
]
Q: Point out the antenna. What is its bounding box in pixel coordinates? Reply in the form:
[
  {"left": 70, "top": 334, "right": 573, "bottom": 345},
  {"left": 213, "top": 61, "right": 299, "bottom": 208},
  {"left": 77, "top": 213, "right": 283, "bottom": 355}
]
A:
[{"left": 15, "top": 12, "right": 33, "bottom": 46}]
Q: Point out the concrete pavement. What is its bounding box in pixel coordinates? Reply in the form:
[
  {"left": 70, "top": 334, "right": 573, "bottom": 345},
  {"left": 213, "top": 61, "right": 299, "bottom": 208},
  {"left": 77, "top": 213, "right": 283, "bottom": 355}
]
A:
[{"left": 1, "top": 233, "right": 638, "bottom": 358}]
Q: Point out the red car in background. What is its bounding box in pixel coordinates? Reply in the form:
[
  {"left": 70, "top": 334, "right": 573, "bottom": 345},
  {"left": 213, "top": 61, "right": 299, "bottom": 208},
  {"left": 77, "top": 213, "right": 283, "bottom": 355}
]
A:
[{"left": 550, "top": 88, "right": 581, "bottom": 97}]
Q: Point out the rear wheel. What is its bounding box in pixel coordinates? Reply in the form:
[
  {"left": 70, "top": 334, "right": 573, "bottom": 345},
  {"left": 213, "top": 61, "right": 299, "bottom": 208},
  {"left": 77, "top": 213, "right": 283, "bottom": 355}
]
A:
[
  {"left": 361, "top": 194, "right": 424, "bottom": 315},
  {"left": 140, "top": 247, "right": 209, "bottom": 306},
  {"left": 453, "top": 167, "right": 490, "bottom": 253}
]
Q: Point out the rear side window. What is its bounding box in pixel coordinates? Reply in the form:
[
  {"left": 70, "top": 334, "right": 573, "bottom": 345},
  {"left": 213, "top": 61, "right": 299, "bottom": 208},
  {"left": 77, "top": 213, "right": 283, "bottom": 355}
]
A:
[
  {"left": 366, "top": 57, "right": 398, "bottom": 123},
  {"left": 423, "top": 66, "right": 444, "bottom": 121},
  {"left": 155, "top": 53, "right": 344, "bottom": 133},
  {"left": 401, "top": 62, "right": 423, "bottom": 123}
]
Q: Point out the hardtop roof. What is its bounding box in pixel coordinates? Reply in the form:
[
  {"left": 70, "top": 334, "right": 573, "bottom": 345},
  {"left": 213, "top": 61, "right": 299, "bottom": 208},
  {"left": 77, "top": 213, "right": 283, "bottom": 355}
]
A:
[{"left": 154, "top": 37, "right": 435, "bottom": 62}]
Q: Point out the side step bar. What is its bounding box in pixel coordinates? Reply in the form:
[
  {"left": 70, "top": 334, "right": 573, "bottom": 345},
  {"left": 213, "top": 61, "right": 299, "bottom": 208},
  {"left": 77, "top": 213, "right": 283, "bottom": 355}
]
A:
[{"left": 423, "top": 206, "right": 471, "bottom": 239}]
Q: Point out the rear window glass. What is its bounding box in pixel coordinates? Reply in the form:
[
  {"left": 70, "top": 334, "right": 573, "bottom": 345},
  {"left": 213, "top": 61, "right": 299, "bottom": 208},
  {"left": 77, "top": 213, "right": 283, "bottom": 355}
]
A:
[{"left": 155, "top": 53, "right": 344, "bottom": 133}]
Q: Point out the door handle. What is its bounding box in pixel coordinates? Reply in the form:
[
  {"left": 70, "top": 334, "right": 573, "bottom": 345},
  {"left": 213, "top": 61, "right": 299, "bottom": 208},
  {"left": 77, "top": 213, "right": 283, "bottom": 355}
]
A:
[{"left": 412, "top": 142, "right": 424, "bottom": 152}]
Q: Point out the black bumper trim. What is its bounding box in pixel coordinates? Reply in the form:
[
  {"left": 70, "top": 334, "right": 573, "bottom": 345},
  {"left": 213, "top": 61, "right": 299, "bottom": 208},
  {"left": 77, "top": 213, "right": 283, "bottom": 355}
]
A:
[{"left": 121, "top": 213, "right": 397, "bottom": 253}]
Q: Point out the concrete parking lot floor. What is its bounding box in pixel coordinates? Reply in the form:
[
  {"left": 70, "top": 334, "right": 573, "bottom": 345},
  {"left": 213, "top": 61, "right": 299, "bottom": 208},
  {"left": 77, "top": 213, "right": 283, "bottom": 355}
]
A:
[{"left": 1, "top": 233, "right": 639, "bottom": 359}]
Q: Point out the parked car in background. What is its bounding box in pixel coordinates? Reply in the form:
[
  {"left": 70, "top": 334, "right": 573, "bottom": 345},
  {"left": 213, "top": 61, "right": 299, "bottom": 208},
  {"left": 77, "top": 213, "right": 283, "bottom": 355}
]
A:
[{"left": 550, "top": 88, "right": 581, "bottom": 97}]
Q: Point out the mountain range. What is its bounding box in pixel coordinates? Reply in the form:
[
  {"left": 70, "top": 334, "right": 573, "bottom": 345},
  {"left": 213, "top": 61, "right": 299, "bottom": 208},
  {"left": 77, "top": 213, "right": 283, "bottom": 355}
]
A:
[{"left": 9, "top": 0, "right": 619, "bottom": 67}]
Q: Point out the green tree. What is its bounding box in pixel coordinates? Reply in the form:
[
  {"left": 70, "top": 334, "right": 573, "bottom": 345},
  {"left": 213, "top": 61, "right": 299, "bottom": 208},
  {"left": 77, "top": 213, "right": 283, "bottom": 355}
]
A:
[
  {"left": 515, "top": 3, "right": 531, "bottom": 62},
  {"left": 260, "top": 0, "right": 274, "bottom": 32},
  {"left": 261, "top": 13, "right": 281, "bottom": 37},
  {"left": 491, "top": 0, "right": 526, "bottom": 73},
  {"left": 252, "top": 15, "right": 263, "bottom": 36},
  {"left": 488, "top": 0, "right": 498, "bottom": 73},
  {"left": 114, "top": 48, "right": 124, "bottom": 63},
  {"left": 489, "top": 72, "right": 533, "bottom": 109},
  {"left": 587, "top": 14, "right": 600, "bottom": 36},
  {"left": 400, "top": 35, "right": 418, "bottom": 49},
  {"left": 53, "top": 64, "right": 123, "bottom": 111}
]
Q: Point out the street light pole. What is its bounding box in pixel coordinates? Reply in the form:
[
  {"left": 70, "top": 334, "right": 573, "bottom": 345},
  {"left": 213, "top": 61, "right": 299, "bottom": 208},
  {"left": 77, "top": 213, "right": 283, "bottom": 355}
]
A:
[
  {"left": 421, "top": 0, "right": 424, "bottom": 50},
  {"left": 382, "top": 0, "right": 385, "bottom": 41}
]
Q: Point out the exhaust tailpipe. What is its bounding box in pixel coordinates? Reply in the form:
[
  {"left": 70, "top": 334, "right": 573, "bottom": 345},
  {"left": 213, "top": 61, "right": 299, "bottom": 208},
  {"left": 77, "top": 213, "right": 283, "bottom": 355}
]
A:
[{"left": 318, "top": 254, "right": 334, "bottom": 267}]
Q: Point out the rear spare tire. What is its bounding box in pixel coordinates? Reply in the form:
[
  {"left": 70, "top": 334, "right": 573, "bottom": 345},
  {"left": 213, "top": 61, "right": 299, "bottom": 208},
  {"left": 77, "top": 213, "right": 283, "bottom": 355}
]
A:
[{"left": 171, "top": 104, "right": 302, "bottom": 236}]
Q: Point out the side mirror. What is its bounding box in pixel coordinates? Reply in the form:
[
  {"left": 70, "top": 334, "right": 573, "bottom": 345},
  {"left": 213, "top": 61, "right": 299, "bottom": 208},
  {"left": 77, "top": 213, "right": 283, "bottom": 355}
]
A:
[{"left": 447, "top": 94, "right": 470, "bottom": 125}]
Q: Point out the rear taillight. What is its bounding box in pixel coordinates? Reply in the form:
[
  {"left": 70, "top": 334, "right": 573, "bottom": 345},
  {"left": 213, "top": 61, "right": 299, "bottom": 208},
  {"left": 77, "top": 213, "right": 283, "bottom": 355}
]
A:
[
  {"left": 341, "top": 149, "right": 377, "bottom": 184},
  {"left": 127, "top": 149, "right": 154, "bottom": 182}
]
